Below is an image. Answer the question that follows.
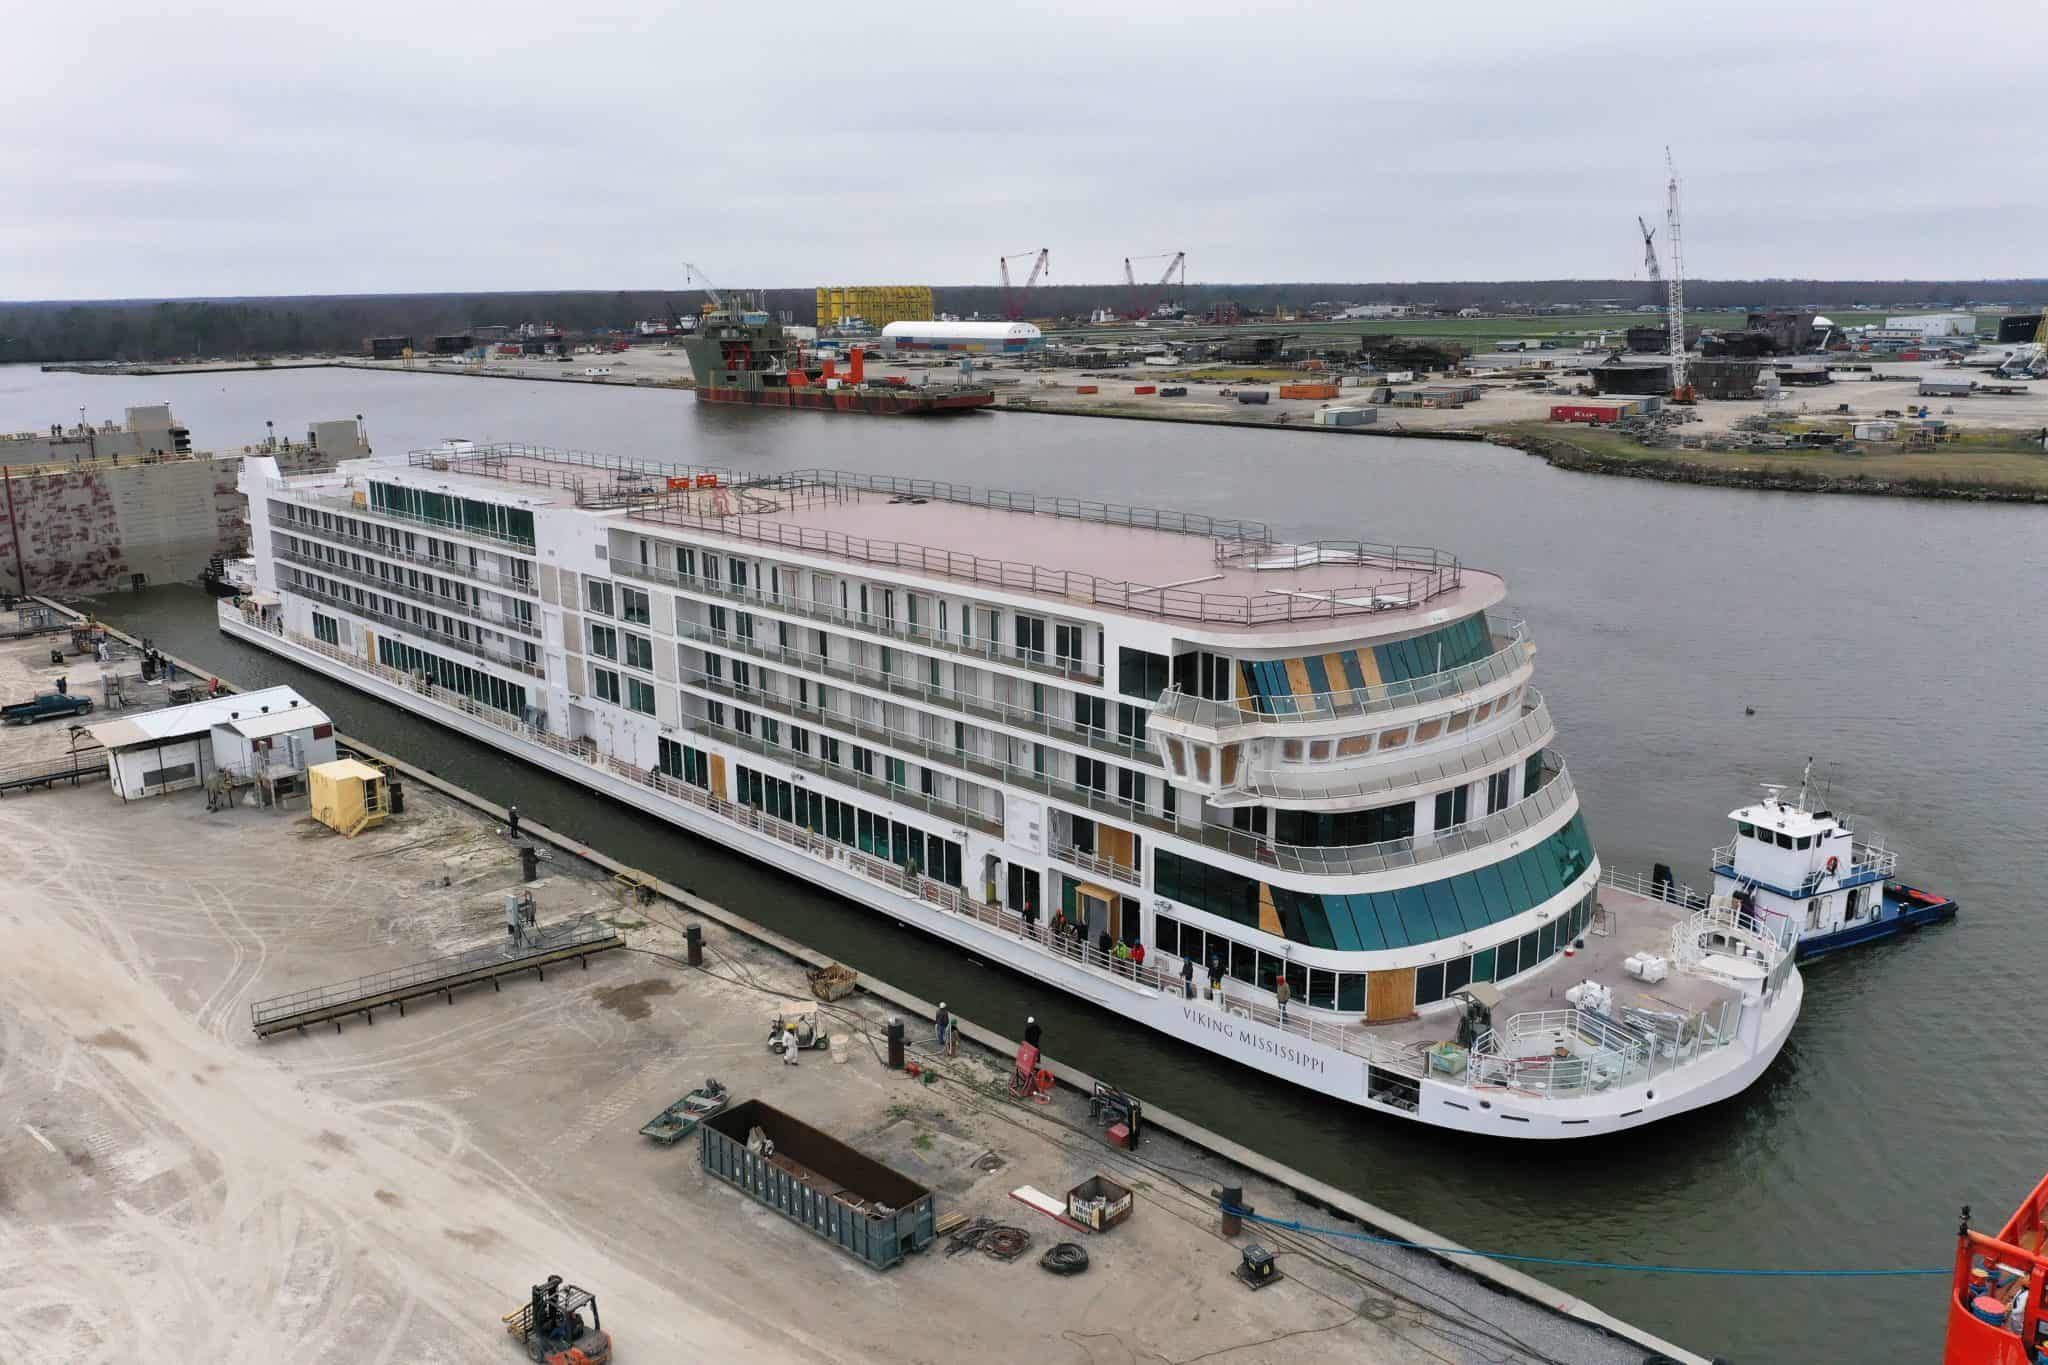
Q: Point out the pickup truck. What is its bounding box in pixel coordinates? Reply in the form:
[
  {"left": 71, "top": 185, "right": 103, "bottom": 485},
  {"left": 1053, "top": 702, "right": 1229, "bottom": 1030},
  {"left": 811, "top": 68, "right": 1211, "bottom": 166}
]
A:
[{"left": 1, "top": 690, "right": 94, "bottom": 725}]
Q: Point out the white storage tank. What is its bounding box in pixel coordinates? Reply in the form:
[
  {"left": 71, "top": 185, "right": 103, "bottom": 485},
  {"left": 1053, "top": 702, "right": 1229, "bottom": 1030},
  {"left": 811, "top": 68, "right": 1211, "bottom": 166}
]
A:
[{"left": 879, "top": 321, "right": 1044, "bottom": 355}]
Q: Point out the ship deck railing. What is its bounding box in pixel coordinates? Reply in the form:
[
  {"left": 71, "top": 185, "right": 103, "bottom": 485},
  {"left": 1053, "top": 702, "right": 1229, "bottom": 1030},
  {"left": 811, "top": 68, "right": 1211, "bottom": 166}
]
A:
[
  {"left": 621, "top": 473, "right": 1460, "bottom": 628},
  {"left": 282, "top": 581, "right": 545, "bottom": 678},
  {"left": 277, "top": 485, "right": 538, "bottom": 553},
  {"left": 1213, "top": 691, "right": 1552, "bottom": 806},
  {"left": 616, "top": 556, "right": 1106, "bottom": 686},
  {"left": 1710, "top": 838, "right": 1899, "bottom": 886},
  {"left": 274, "top": 546, "right": 542, "bottom": 639},
  {"left": 1150, "top": 617, "right": 1531, "bottom": 732},
  {"left": 677, "top": 620, "right": 1156, "bottom": 767},
  {"left": 269, "top": 514, "right": 539, "bottom": 591}
]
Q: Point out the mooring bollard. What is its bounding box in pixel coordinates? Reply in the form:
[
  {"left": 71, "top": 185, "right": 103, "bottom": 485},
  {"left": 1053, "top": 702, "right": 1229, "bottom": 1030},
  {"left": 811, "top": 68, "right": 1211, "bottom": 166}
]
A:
[{"left": 685, "top": 922, "right": 703, "bottom": 967}]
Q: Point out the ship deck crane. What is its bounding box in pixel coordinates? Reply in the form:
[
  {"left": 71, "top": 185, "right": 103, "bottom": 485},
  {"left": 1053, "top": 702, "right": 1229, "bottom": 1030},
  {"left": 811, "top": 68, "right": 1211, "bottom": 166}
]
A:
[
  {"left": 681, "top": 261, "right": 723, "bottom": 311},
  {"left": 1000, "top": 249, "right": 1050, "bottom": 320}
]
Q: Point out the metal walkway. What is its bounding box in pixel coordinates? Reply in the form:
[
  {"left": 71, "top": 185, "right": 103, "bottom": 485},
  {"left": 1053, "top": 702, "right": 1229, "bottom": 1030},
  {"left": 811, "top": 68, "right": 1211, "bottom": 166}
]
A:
[
  {"left": 250, "top": 914, "right": 624, "bottom": 1037},
  {"left": 0, "top": 751, "right": 109, "bottom": 796}
]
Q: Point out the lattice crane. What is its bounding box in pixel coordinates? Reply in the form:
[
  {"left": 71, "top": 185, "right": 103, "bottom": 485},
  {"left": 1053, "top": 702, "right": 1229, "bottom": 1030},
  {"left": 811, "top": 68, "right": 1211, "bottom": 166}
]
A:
[
  {"left": 1637, "top": 216, "right": 1661, "bottom": 284},
  {"left": 1664, "top": 149, "right": 1693, "bottom": 400},
  {"left": 999, "top": 249, "right": 1050, "bottom": 320}
]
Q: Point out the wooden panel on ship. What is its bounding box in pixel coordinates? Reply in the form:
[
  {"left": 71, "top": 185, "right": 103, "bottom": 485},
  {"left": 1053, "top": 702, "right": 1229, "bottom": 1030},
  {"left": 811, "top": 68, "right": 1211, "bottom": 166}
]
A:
[{"left": 1365, "top": 968, "right": 1416, "bottom": 1023}]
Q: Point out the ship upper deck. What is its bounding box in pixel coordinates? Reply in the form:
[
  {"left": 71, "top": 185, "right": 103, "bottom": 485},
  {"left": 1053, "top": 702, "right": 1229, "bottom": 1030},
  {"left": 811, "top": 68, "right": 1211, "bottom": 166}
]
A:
[{"left": 618, "top": 465, "right": 1501, "bottom": 635}]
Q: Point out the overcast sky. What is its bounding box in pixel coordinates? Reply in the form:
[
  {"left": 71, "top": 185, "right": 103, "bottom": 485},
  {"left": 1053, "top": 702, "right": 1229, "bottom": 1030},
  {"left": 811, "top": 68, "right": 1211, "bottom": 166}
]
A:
[{"left": 4, "top": 2, "right": 2042, "bottom": 300}]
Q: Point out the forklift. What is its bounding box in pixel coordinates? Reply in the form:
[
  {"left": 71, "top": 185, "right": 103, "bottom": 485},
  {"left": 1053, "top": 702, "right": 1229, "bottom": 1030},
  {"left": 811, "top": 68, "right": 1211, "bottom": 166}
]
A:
[{"left": 503, "top": 1275, "right": 611, "bottom": 1364}]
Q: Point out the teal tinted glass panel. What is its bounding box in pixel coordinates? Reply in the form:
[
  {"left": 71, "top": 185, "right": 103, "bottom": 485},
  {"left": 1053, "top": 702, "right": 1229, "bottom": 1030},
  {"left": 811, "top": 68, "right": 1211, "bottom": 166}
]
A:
[
  {"left": 1393, "top": 886, "right": 1437, "bottom": 946},
  {"left": 1422, "top": 878, "right": 1465, "bottom": 939}
]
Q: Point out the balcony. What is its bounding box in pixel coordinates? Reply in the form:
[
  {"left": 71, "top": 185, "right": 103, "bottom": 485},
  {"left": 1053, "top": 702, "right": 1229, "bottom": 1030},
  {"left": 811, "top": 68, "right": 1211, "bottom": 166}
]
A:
[
  {"left": 273, "top": 513, "right": 537, "bottom": 592},
  {"left": 1150, "top": 617, "right": 1532, "bottom": 736},
  {"left": 285, "top": 579, "right": 545, "bottom": 678},
  {"left": 612, "top": 556, "right": 1104, "bottom": 686},
  {"left": 1210, "top": 692, "right": 1553, "bottom": 807},
  {"left": 682, "top": 714, "right": 1003, "bottom": 837},
  {"left": 277, "top": 485, "right": 536, "bottom": 552},
  {"left": 1048, "top": 841, "right": 1143, "bottom": 889},
  {"left": 676, "top": 621, "right": 1156, "bottom": 767},
  {"left": 679, "top": 671, "right": 1173, "bottom": 836},
  {"left": 1179, "top": 756, "right": 1579, "bottom": 878},
  {"left": 275, "top": 545, "right": 541, "bottom": 638}
]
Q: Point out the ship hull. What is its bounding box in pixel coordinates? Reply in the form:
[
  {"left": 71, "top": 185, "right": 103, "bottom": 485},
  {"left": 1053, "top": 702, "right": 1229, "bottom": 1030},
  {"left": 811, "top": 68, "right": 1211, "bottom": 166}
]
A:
[{"left": 695, "top": 385, "right": 993, "bottom": 415}]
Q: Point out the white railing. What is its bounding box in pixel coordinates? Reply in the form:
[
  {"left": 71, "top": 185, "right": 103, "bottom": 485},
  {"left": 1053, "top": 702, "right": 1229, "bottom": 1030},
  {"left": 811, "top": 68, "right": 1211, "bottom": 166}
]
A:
[
  {"left": 1047, "top": 841, "right": 1142, "bottom": 888},
  {"left": 616, "top": 556, "right": 1104, "bottom": 685},
  {"left": 1470, "top": 1007, "right": 1650, "bottom": 1096},
  {"left": 1669, "top": 905, "right": 1792, "bottom": 982},
  {"left": 1711, "top": 837, "right": 1901, "bottom": 889},
  {"left": 271, "top": 512, "right": 538, "bottom": 592},
  {"left": 274, "top": 545, "right": 541, "bottom": 638},
  {"left": 1150, "top": 617, "right": 1532, "bottom": 732},
  {"left": 1217, "top": 692, "right": 1552, "bottom": 805},
  {"left": 283, "top": 580, "right": 544, "bottom": 677},
  {"left": 1600, "top": 865, "right": 1710, "bottom": 910},
  {"left": 677, "top": 621, "right": 1155, "bottom": 766}
]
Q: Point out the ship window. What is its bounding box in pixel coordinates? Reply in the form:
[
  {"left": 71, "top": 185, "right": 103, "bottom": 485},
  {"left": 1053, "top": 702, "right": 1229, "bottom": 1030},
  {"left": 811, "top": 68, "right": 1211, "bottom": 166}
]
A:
[
  {"left": 1282, "top": 739, "right": 1304, "bottom": 761},
  {"left": 1414, "top": 718, "right": 1442, "bottom": 743},
  {"left": 1193, "top": 747, "right": 1211, "bottom": 781},
  {"left": 1775, "top": 831, "right": 1794, "bottom": 850},
  {"left": 1161, "top": 736, "right": 1186, "bottom": 774},
  {"left": 1444, "top": 955, "right": 1471, "bottom": 995},
  {"left": 1119, "top": 648, "right": 1170, "bottom": 699},
  {"left": 1307, "top": 739, "right": 1334, "bottom": 761},
  {"left": 1308, "top": 968, "right": 1335, "bottom": 1009},
  {"left": 1381, "top": 726, "right": 1409, "bottom": 750},
  {"left": 1738, "top": 822, "right": 1755, "bottom": 838},
  {"left": 1415, "top": 962, "right": 1446, "bottom": 1007},
  {"left": 592, "top": 667, "right": 621, "bottom": 704},
  {"left": 1338, "top": 973, "right": 1365, "bottom": 1012},
  {"left": 1796, "top": 835, "right": 1812, "bottom": 850},
  {"left": 586, "top": 579, "right": 613, "bottom": 617},
  {"left": 588, "top": 623, "right": 617, "bottom": 659},
  {"left": 1155, "top": 914, "right": 1180, "bottom": 956},
  {"left": 1495, "top": 936, "right": 1520, "bottom": 981},
  {"left": 1538, "top": 921, "right": 1556, "bottom": 958}
]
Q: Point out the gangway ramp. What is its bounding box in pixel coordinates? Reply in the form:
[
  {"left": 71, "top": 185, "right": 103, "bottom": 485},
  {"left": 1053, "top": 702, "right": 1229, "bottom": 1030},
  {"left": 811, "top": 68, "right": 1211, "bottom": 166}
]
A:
[
  {"left": 250, "top": 913, "right": 624, "bottom": 1037},
  {"left": 0, "top": 749, "right": 109, "bottom": 796}
]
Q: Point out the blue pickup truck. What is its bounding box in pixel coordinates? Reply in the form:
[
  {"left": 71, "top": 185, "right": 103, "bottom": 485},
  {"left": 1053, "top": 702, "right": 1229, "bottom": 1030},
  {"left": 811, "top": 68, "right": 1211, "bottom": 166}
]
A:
[{"left": 1, "top": 690, "right": 94, "bottom": 725}]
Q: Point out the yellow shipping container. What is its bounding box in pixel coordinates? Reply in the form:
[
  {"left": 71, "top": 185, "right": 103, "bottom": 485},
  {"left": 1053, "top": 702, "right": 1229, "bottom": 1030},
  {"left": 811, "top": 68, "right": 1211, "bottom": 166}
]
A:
[
  {"left": 815, "top": 285, "right": 934, "bottom": 330},
  {"left": 309, "top": 758, "right": 390, "bottom": 838}
]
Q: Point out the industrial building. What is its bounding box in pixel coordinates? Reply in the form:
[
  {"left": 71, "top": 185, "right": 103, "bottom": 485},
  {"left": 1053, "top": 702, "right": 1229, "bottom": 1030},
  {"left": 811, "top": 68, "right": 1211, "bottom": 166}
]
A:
[
  {"left": 815, "top": 286, "right": 934, "bottom": 332},
  {"left": 879, "top": 320, "right": 1043, "bottom": 355},
  {"left": 1884, "top": 313, "right": 1977, "bottom": 338},
  {"left": 0, "top": 412, "right": 366, "bottom": 595},
  {"left": 1590, "top": 358, "right": 1673, "bottom": 395},
  {"left": 86, "top": 685, "right": 334, "bottom": 802}
]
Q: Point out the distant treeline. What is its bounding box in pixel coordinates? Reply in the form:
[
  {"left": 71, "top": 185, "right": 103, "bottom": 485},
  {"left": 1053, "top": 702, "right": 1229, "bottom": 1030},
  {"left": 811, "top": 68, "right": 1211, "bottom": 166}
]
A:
[{"left": 3, "top": 279, "right": 2044, "bottom": 363}]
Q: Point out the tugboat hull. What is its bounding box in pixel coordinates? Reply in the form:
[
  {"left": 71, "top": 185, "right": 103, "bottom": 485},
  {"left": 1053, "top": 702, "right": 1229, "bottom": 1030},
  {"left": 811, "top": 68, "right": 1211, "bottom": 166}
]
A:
[{"left": 1795, "top": 883, "right": 1958, "bottom": 961}]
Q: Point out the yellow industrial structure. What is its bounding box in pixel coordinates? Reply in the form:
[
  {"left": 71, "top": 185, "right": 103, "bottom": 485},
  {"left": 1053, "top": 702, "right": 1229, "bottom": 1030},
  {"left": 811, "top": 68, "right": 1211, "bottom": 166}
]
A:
[
  {"left": 815, "top": 286, "right": 933, "bottom": 331},
  {"left": 309, "top": 758, "right": 390, "bottom": 837}
]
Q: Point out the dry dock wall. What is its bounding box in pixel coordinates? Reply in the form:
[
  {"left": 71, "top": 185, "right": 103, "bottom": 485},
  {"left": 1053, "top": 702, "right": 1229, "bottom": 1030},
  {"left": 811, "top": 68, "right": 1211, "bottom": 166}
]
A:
[{"left": 0, "top": 447, "right": 331, "bottom": 595}]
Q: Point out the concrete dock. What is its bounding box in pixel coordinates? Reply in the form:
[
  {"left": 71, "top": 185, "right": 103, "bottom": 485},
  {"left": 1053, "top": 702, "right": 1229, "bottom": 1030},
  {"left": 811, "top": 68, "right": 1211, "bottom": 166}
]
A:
[{"left": 0, "top": 623, "right": 1695, "bottom": 1364}]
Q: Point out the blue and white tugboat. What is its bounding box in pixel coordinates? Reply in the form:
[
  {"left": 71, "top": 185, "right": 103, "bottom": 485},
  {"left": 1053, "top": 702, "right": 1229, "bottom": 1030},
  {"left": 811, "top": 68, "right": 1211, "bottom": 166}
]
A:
[{"left": 1710, "top": 762, "right": 1957, "bottom": 961}]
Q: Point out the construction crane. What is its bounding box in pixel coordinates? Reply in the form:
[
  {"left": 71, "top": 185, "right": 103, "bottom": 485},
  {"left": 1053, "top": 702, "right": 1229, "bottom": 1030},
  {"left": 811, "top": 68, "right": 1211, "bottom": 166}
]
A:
[
  {"left": 681, "top": 261, "right": 723, "bottom": 311},
  {"left": 999, "top": 249, "right": 1050, "bottom": 320},
  {"left": 1122, "top": 251, "right": 1187, "bottom": 320},
  {"left": 1637, "top": 216, "right": 1662, "bottom": 284},
  {"left": 1664, "top": 149, "right": 1694, "bottom": 402}
]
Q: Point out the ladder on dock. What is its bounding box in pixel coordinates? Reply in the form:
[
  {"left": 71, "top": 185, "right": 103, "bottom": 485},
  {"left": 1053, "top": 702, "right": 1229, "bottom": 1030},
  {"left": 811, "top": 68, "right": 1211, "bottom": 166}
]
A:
[{"left": 249, "top": 913, "right": 624, "bottom": 1037}]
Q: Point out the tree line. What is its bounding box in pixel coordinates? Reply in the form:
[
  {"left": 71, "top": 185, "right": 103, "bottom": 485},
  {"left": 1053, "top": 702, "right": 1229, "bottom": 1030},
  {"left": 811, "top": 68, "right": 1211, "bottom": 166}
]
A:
[{"left": 3, "top": 279, "right": 2042, "bottom": 364}]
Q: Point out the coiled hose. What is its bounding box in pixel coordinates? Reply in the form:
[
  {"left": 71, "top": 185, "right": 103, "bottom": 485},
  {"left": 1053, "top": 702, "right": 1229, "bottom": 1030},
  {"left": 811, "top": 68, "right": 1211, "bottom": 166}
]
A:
[{"left": 1040, "top": 1242, "right": 1090, "bottom": 1275}]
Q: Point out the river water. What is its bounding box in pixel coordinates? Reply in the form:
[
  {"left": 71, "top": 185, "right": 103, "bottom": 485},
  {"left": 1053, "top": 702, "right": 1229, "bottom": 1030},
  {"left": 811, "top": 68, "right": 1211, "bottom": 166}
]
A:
[{"left": 10, "top": 362, "right": 2043, "bottom": 1362}]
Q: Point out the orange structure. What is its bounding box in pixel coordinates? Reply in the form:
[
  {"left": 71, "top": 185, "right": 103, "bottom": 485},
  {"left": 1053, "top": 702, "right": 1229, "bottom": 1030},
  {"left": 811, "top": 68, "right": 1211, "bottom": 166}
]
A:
[{"left": 1947, "top": 1173, "right": 2048, "bottom": 1363}]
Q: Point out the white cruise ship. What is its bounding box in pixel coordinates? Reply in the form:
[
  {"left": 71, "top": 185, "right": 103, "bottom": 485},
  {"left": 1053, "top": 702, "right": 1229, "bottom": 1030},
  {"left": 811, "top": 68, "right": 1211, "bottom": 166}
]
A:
[{"left": 222, "top": 444, "right": 1801, "bottom": 1138}]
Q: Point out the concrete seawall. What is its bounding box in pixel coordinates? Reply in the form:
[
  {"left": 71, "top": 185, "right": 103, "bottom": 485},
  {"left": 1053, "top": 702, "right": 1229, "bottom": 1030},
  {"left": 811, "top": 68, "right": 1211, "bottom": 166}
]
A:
[{"left": 41, "top": 594, "right": 1711, "bottom": 1365}]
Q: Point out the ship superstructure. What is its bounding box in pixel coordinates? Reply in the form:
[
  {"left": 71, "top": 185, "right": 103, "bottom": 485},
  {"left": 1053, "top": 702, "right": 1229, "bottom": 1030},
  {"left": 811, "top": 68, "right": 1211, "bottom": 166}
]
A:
[{"left": 223, "top": 443, "right": 1799, "bottom": 1137}]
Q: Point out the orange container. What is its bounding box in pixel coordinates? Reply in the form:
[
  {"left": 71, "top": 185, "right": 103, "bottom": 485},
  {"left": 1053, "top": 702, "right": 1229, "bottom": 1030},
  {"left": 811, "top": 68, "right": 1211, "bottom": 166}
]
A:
[
  {"left": 1133, "top": 385, "right": 1157, "bottom": 395},
  {"left": 1279, "top": 383, "right": 1339, "bottom": 400},
  {"left": 1075, "top": 385, "right": 1099, "bottom": 395}
]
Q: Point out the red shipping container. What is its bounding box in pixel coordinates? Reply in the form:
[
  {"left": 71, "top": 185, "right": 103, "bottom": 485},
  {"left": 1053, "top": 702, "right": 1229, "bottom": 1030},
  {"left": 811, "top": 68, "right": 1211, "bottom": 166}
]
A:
[
  {"left": 1075, "top": 385, "right": 1099, "bottom": 394},
  {"left": 1133, "top": 385, "right": 1157, "bottom": 395},
  {"left": 1550, "top": 403, "right": 1625, "bottom": 423}
]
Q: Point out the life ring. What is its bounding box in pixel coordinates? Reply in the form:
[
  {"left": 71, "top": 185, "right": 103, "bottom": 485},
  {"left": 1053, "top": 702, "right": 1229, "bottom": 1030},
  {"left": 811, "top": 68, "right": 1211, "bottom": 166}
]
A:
[{"left": 1825, "top": 856, "right": 1840, "bottom": 874}]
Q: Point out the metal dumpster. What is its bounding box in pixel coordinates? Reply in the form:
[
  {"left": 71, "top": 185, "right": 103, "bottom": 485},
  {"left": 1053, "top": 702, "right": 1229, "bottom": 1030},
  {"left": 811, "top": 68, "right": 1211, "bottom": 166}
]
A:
[{"left": 699, "top": 1099, "right": 935, "bottom": 1269}]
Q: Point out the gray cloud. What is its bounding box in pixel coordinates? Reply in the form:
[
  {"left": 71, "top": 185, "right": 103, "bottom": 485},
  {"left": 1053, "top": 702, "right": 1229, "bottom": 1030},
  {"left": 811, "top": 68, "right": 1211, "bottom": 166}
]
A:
[{"left": 4, "top": 0, "right": 2043, "bottom": 299}]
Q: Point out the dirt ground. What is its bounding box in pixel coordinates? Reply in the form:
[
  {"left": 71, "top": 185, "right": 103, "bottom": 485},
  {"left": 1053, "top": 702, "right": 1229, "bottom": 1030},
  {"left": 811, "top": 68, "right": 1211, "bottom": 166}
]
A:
[{"left": 0, "top": 769, "right": 1649, "bottom": 1365}]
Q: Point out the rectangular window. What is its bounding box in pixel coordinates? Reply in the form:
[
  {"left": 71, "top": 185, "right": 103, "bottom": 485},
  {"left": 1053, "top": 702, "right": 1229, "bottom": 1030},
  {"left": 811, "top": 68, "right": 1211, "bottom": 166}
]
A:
[
  {"left": 588, "top": 623, "right": 617, "bottom": 659},
  {"left": 1075, "top": 756, "right": 1107, "bottom": 793},
  {"left": 885, "top": 757, "right": 907, "bottom": 787},
  {"left": 1116, "top": 768, "right": 1146, "bottom": 808},
  {"left": 624, "top": 633, "right": 653, "bottom": 670},
  {"left": 1415, "top": 962, "right": 1446, "bottom": 1007},
  {"left": 1117, "top": 703, "right": 1148, "bottom": 746},
  {"left": 1074, "top": 693, "right": 1106, "bottom": 733},
  {"left": 1054, "top": 623, "right": 1083, "bottom": 670},
  {"left": 592, "top": 667, "right": 621, "bottom": 704},
  {"left": 1014, "top": 614, "right": 1046, "bottom": 661},
  {"left": 853, "top": 746, "right": 875, "bottom": 776},
  {"left": 1487, "top": 769, "right": 1512, "bottom": 813},
  {"left": 1433, "top": 785, "right": 1470, "bottom": 830},
  {"left": 627, "top": 677, "right": 655, "bottom": 715},
  {"left": 586, "top": 579, "right": 614, "bottom": 617}
]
